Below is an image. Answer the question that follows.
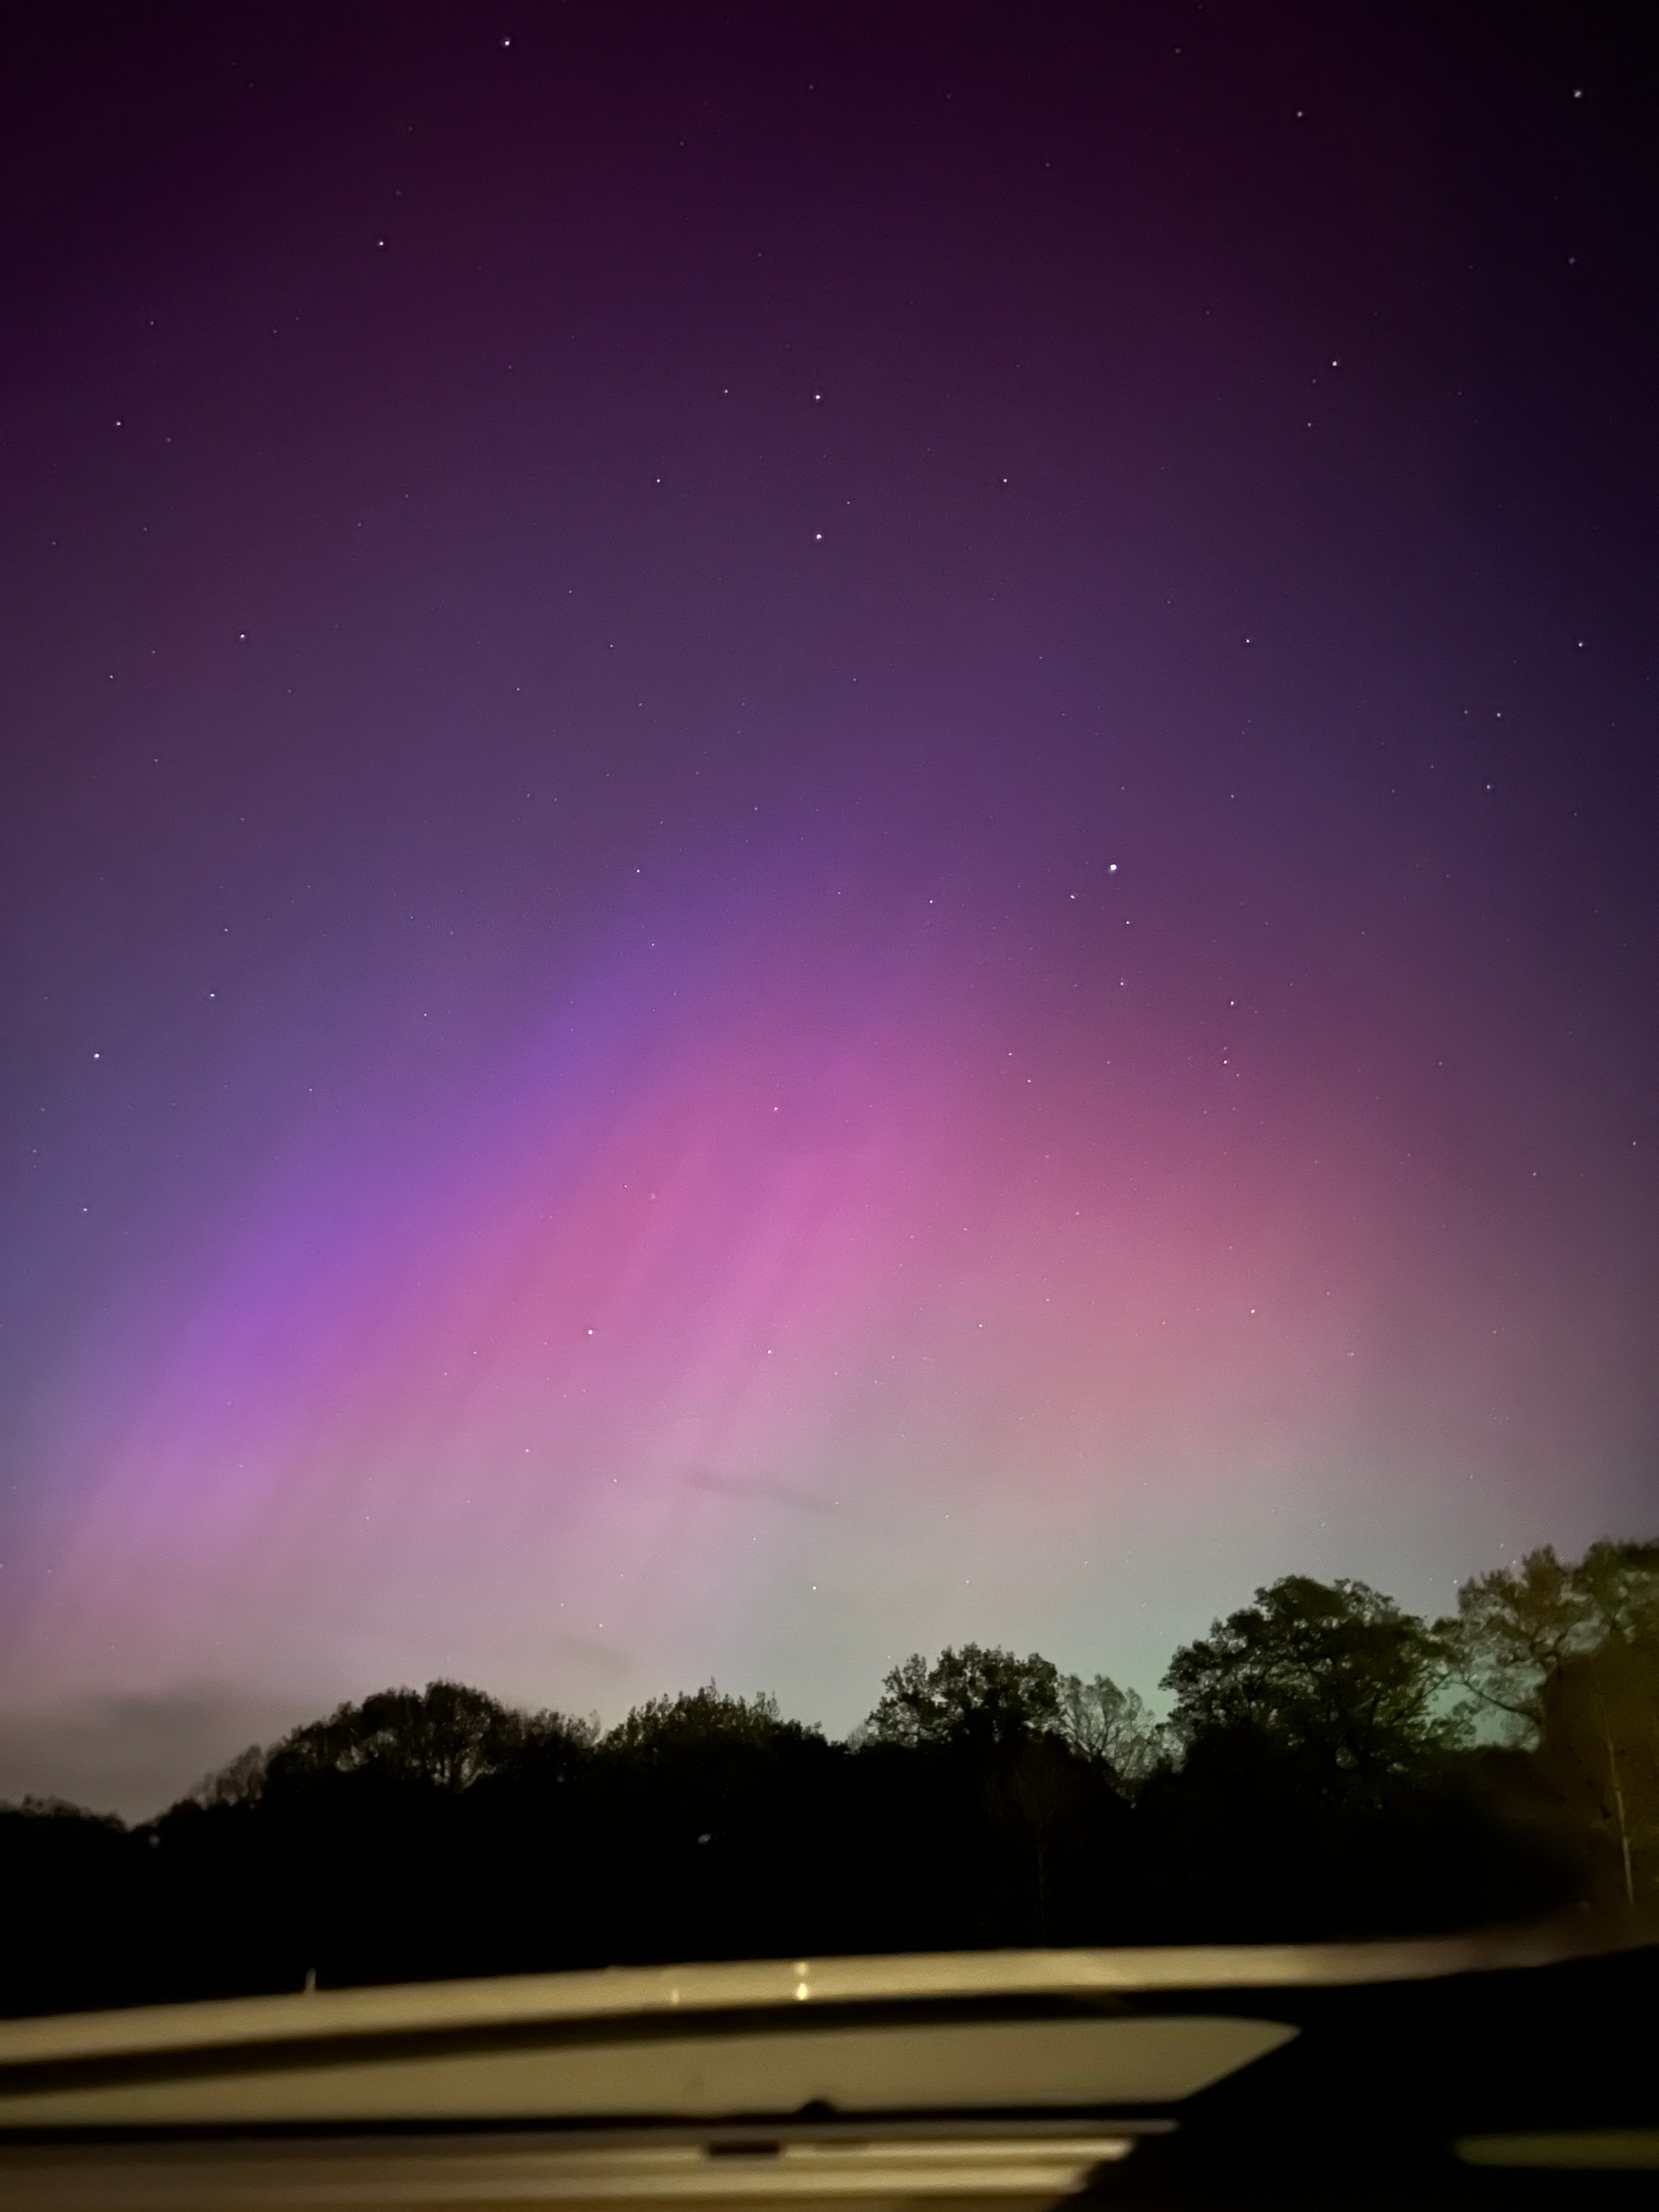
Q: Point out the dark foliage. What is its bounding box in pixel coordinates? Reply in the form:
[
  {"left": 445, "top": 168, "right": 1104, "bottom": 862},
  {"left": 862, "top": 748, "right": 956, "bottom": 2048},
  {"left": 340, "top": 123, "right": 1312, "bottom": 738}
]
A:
[
  {"left": 0, "top": 1798, "right": 153, "bottom": 2018},
  {"left": 4, "top": 1539, "right": 1652, "bottom": 2017}
]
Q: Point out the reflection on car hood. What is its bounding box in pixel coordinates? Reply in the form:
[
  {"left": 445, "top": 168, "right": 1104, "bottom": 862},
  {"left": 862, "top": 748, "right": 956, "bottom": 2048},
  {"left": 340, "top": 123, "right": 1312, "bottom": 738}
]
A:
[{"left": 0, "top": 1917, "right": 1654, "bottom": 2208}]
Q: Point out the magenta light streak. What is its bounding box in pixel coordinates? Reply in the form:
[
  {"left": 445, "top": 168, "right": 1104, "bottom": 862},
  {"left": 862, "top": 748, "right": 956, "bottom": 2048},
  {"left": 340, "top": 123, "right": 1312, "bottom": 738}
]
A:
[{"left": 10, "top": 808, "right": 1626, "bottom": 1741}]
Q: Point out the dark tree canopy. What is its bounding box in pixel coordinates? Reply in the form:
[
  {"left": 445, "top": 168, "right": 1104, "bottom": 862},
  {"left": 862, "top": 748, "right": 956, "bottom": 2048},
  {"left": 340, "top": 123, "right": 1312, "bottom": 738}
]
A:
[
  {"left": 1571, "top": 1539, "right": 1659, "bottom": 1646},
  {"left": 1438, "top": 1545, "right": 1659, "bottom": 1909},
  {"left": 863, "top": 1644, "right": 1062, "bottom": 1750},
  {"left": 1437, "top": 1538, "right": 1659, "bottom": 1743},
  {"left": 1438, "top": 1546, "right": 1604, "bottom": 1738},
  {"left": 1056, "top": 1673, "right": 1168, "bottom": 1788},
  {"left": 261, "top": 1680, "right": 533, "bottom": 1793},
  {"left": 602, "top": 1685, "right": 819, "bottom": 1759},
  {"left": 4, "top": 1537, "right": 1653, "bottom": 2018},
  {"left": 1161, "top": 1575, "right": 1449, "bottom": 1785}
]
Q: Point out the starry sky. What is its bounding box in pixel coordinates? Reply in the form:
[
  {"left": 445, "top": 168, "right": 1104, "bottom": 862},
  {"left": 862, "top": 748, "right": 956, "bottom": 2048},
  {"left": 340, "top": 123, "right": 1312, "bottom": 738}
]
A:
[{"left": 2, "top": 3, "right": 1656, "bottom": 1816}]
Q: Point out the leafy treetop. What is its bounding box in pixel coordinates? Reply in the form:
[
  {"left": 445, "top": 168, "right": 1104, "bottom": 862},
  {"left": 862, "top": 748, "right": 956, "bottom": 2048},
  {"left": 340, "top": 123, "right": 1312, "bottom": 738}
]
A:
[
  {"left": 864, "top": 1644, "right": 1062, "bottom": 1750},
  {"left": 1161, "top": 1574, "right": 1449, "bottom": 1780}
]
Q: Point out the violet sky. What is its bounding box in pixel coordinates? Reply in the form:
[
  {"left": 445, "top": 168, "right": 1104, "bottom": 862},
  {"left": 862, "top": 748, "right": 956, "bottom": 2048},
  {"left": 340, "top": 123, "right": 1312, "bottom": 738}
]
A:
[{"left": 2, "top": 4, "right": 1655, "bottom": 1814}]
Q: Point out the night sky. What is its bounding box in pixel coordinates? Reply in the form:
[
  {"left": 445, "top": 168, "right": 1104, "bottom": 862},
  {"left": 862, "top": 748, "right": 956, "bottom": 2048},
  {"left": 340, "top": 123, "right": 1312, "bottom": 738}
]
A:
[{"left": 3, "top": 4, "right": 1655, "bottom": 1816}]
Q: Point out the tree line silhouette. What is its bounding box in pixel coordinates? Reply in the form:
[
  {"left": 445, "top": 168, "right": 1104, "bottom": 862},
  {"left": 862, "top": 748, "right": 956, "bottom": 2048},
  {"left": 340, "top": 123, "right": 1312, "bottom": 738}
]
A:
[{"left": 3, "top": 1538, "right": 1655, "bottom": 2017}]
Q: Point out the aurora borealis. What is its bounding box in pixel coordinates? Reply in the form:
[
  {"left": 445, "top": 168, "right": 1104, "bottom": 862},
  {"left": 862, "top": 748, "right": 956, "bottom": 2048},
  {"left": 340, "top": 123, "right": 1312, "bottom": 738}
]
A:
[{"left": 2, "top": 4, "right": 1655, "bottom": 1814}]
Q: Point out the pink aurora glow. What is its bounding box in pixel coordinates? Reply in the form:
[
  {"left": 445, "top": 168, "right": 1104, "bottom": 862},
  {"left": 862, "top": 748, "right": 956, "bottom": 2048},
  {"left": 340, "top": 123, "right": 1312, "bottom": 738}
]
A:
[{"left": 12, "top": 815, "right": 1631, "bottom": 1741}]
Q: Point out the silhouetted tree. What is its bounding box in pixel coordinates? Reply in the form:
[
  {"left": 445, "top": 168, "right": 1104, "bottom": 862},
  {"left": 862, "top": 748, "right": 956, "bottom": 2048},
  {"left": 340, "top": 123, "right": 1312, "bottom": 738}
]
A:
[
  {"left": 856, "top": 1648, "right": 1129, "bottom": 1945},
  {"left": 586, "top": 1685, "right": 845, "bottom": 1963},
  {"left": 1056, "top": 1673, "right": 1168, "bottom": 1789},
  {"left": 603, "top": 1684, "right": 812, "bottom": 1758},
  {"left": 190, "top": 1741, "right": 268, "bottom": 1808},
  {"left": 1163, "top": 1575, "right": 1449, "bottom": 1795},
  {"left": 0, "top": 1798, "right": 149, "bottom": 2016},
  {"left": 1438, "top": 1546, "right": 1598, "bottom": 1741},
  {"left": 864, "top": 1644, "right": 1062, "bottom": 1750},
  {"left": 264, "top": 1680, "right": 528, "bottom": 1792},
  {"left": 1434, "top": 1541, "right": 1659, "bottom": 1906},
  {"left": 5, "top": 1537, "right": 1650, "bottom": 2017},
  {"left": 1436, "top": 1539, "right": 1659, "bottom": 1745}
]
